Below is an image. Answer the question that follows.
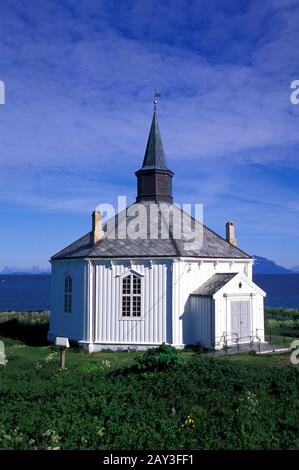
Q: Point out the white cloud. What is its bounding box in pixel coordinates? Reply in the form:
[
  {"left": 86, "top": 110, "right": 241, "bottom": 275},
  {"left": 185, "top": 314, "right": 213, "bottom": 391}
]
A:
[{"left": 0, "top": 0, "right": 299, "bottom": 266}]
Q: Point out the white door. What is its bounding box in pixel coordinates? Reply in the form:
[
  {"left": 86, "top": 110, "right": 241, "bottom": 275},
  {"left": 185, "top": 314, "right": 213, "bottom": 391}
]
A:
[{"left": 231, "top": 300, "right": 251, "bottom": 342}]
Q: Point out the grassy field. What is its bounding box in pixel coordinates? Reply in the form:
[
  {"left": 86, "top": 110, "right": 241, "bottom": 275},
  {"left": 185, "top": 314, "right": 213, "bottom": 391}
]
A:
[
  {"left": 2, "top": 335, "right": 298, "bottom": 370},
  {"left": 0, "top": 310, "right": 298, "bottom": 450}
]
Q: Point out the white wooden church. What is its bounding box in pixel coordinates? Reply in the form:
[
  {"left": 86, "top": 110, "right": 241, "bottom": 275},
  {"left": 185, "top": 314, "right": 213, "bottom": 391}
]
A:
[{"left": 48, "top": 109, "right": 266, "bottom": 351}]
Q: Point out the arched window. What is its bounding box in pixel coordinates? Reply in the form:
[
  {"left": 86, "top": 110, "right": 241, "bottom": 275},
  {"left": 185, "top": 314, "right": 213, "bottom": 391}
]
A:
[
  {"left": 122, "top": 273, "right": 141, "bottom": 317},
  {"left": 64, "top": 274, "right": 72, "bottom": 313}
]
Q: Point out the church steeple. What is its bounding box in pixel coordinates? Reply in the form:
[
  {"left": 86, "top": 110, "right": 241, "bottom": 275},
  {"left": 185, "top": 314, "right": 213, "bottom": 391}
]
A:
[
  {"left": 141, "top": 111, "right": 169, "bottom": 170},
  {"left": 136, "top": 111, "right": 174, "bottom": 203}
]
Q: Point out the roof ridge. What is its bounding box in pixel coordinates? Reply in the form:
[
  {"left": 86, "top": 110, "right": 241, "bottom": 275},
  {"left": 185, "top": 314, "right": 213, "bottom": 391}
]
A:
[
  {"left": 86, "top": 203, "right": 137, "bottom": 256},
  {"left": 51, "top": 232, "right": 91, "bottom": 259},
  {"left": 191, "top": 272, "right": 239, "bottom": 297},
  {"left": 157, "top": 200, "right": 181, "bottom": 256},
  {"left": 52, "top": 202, "right": 252, "bottom": 260},
  {"left": 177, "top": 206, "right": 252, "bottom": 259}
]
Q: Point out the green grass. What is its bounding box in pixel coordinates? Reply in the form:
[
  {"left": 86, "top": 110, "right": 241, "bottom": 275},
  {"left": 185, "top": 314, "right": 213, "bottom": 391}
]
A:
[
  {"left": 1, "top": 339, "right": 298, "bottom": 450},
  {"left": 264, "top": 308, "right": 299, "bottom": 348},
  {"left": 1, "top": 335, "right": 297, "bottom": 372},
  {"left": 265, "top": 334, "right": 294, "bottom": 347},
  {"left": 216, "top": 351, "right": 298, "bottom": 368},
  {"left": 0, "top": 312, "right": 298, "bottom": 450},
  {"left": 1, "top": 337, "right": 141, "bottom": 370},
  {"left": 2, "top": 336, "right": 197, "bottom": 370},
  {"left": 0, "top": 310, "right": 297, "bottom": 370}
]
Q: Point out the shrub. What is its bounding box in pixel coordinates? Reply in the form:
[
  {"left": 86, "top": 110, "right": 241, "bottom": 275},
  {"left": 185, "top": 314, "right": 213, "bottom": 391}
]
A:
[
  {"left": 0, "top": 328, "right": 298, "bottom": 450},
  {"left": 0, "top": 318, "right": 49, "bottom": 346},
  {"left": 134, "top": 343, "right": 185, "bottom": 372},
  {"left": 265, "top": 308, "right": 299, "bottom": 321},
  {"left": 184, "top": 342, "right": 205, "bottom": 353}
]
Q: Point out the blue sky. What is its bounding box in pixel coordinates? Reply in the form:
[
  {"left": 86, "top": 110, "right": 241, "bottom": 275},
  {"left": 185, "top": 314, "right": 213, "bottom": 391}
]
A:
[{"left": 0, "top": 0, "right": 299, "bottom": 269}]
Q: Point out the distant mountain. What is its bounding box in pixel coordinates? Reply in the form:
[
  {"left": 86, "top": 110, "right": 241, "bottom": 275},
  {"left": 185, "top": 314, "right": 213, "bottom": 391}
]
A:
[
  {"left": 253, "top": 256, "right": 294, "bottom": 275},
  {"left": 0, "top": 265, "right": 50, "bottom": 275},
  {"left": 1, "top": 259, "right": 295, "bottom": 276}
]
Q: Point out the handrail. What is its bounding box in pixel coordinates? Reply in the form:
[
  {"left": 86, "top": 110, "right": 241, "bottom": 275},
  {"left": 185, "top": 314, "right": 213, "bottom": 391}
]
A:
[
  {"left": 212, "top": 332, "right": 238, "bottom": 342},
  {"left": 212, "top": 331, "right": 262, "bottom": 353},
  {"left": 211, "top": 331, "right": 226, "bottom": 347},
  {"left": 212, "top": 324, "right": 297, "bottom": 354},
  {"left": 212, "top": 331, "right": 240, "bottom": 352},
  {"left": 254, "top": 329, "right": 262, "bottom": 352}
]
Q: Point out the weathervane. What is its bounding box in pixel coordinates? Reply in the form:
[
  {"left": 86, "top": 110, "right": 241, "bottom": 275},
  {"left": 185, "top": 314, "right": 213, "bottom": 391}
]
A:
[{"left": 153, "top": 89, "right": 162, "bottom": 112}]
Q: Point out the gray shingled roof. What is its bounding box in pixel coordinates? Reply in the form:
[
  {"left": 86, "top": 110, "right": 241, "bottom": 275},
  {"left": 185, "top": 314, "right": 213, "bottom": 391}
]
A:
[
  {"left": 139, "top": 112, "right": 169, "bottom": 171},
  {"left": 191, "top": 273, "right": 238, "bottom": 297},
  {"left": 52, "top": 201, "right": 251, "bottom": 260}
]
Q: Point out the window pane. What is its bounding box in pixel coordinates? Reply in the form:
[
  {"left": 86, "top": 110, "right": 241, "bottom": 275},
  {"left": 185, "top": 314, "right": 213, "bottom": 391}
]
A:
[
  {"left": 122, "top": 274, "right": 141, "bottom": 318},
  {"left": 68, "top": 294, "right": 72, "bottom": 313},
  {"left": 132, "top": 296, "right": 141, "bottom": 317},
  {"left": 64, "top": 293, "right": 70, "bottom": 313},
  {"left": 65, "top": 275, "right": 72, "bottom": 294},
  {"left": 122, "top": 296, "right": 131, "bottom": 316},
  {"left": 64, "top": 276, "right": 72, "bottom": 312},
  {"left": 133, "top": 276, "right": 141, "bottom": 294},
  {"left": 122, "top": 275, "right": 131, "bottom": 295}
]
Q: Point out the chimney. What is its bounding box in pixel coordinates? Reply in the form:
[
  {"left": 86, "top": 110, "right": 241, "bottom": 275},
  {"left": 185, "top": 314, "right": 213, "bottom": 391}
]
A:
[
  {"left": 90, "top": 211, "right": 104, "bottom": 245},
  {"left": 226, "top": 221, "right": 237, "bottom": 246}
]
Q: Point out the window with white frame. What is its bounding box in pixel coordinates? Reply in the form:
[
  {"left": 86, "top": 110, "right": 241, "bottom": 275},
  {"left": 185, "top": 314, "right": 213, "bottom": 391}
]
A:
[
  {"left": 122, "top": 273, "right": 142, "bottom": 317},
  {"left": 64, "top": 274, "right": 72, "bottom": 313}
]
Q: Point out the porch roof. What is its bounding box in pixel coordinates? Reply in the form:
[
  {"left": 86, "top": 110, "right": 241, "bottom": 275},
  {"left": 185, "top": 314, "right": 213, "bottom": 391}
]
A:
[{"left": 191, "top": 273, "right": 238, "bottom": 297}]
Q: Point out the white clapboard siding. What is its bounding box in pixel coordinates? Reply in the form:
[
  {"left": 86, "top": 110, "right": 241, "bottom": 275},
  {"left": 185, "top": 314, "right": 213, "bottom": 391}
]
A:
[
  {"left": 49, "top": 259, "right": 87, "bottom": 342},
  {"left": 185, "top": 296, "right": 214, "bottom": 347},
  {"left": 213, "top": 273, "right": 266, "bottom": 345},
  {"left": 94, "top": 260, "right": 171, "bottom": 345},
  {"left": 49, "top": 256, "right": 263, "bottom": 351},
  {"left": 172, "top": 259, "right": 251, "bottom": 345}
]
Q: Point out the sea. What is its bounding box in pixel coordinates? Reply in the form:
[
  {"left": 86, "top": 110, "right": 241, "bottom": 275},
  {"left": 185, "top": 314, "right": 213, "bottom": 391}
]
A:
[
  {"left": 0, "top": 275, "right": 51, "bottom": 311},
  {"left": 253, "top": 274, "right": 299, "bottom": 309},
  {"left": 0, "top": 274, "right": 298, "bottom": 311}
]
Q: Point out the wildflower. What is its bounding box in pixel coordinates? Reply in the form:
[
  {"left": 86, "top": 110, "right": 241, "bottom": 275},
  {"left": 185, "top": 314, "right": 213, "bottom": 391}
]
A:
[
  {"left": 101, "top": 360, "right": 111, "bottom": 368},
  {"left": 42, "top": 429, "right": 61, "bottom": 450},
  {"left": 246, "top": 391, "right": 258, "bottom": 413},
  {"left": 45, "top": 351, "right": 57, "bottom": 363},
  {"left": 95, "top": 425, "right": 105, "bottom": 437},
  {"left": 180, "top": 415, "right": 195, "bottom": 430}
]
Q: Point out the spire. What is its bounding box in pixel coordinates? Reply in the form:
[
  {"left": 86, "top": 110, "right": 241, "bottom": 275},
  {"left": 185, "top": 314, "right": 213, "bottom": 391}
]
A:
[
  {"left": 135, "top": 110, "right": 174, "bottom": 203},
  {"left": 141, "top": 112, "right": 169, "bottom": 171}
]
